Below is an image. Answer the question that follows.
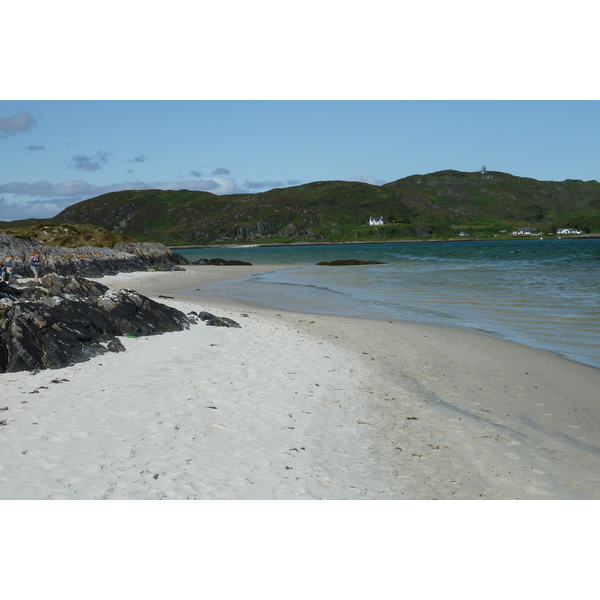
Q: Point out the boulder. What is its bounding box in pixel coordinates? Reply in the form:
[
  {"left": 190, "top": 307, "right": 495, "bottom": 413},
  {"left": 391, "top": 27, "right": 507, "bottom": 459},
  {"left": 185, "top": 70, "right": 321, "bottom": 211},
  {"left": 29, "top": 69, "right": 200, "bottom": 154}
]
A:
[
  {"left": 3, "top": 297, "right": 119, "bottom": 372},
  {"left": 38, "top": 273, "right": 110, "bottom": 297},
  {"left": 315, "top": 259, "right": 386, "bottom": 266},
  {"left": 0, "top": 281, "right": 19, "bottom": 301},
  {"left": 94, "top": 289, "right": 192, "bottom": 336},
  {"left": 195, "top": 311, "right": 242, "bottom": 328},
  {"left": 0, "top": 274, "right": 194, "bottom": 373},
  {"left": 113, "top": 242, "right": 189, "bottom": 266},
  {"left": 191, "top": 258, "right": 252, "bottom": 266}
]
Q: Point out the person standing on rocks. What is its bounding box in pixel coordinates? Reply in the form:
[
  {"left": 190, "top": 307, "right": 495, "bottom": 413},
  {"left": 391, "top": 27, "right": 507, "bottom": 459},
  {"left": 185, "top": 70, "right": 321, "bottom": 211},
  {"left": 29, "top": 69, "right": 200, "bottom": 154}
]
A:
[
  {"left": 1, "top": 261, "right": 11, "bottom": 282},
  {"left": 30, "top": 250, "right": 42, "bottom": 284},
  {"left": 1, "top": 266, "right": 13, "bottom": 282}
]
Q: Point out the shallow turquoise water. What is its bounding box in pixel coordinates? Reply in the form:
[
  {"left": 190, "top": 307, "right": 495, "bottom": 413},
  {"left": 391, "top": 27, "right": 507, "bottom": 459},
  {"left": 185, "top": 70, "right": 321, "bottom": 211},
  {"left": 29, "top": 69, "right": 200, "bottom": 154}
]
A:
[{"left": 175, "top": 239, "right": 600, "bottom": 369}]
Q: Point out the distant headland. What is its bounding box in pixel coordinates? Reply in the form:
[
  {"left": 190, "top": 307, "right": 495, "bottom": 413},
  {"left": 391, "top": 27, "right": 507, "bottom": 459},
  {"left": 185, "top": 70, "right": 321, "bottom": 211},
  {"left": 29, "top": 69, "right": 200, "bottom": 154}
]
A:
[{"left": 2, "top": 170, "right": 598, "bottom": 247}]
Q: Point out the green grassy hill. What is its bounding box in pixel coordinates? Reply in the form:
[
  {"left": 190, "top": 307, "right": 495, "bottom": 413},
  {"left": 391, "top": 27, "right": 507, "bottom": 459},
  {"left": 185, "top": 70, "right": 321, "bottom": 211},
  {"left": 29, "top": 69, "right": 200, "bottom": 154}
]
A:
[
  {"left": 3, "top": 170, "right": 599, "bottom": 246},
  {"left": 0, "top": 221, "right": 136, "bottom": 247}
]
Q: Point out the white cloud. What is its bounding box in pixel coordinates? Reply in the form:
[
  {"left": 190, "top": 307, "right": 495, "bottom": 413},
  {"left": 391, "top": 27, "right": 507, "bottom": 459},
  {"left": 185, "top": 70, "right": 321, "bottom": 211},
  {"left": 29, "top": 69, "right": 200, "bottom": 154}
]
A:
[
  {"left": 0, "top": 180, "right": 101, "bottom": 197},
  {"left": 0, "top": 177, "right": 243, "bottom": 221},
  {"left": 242, "top": 179, "right": 284, "bottom": 190},
  {"left": 128, "top": 154, "right": 148, "bottom": 163},
  {"left": 0, "top": 196, "right": 75, "bottom": 221},
  {"left": 0, "top": 110, "right": 36, "bottom": 139},
  {"left": 157, "top": 178, "right": 241, "bottom": 195},
  {"left": 0, "top": 177, "right": 242, "bottom": 198},
  {"left": 347, "top": 175, "right": 386, "bottom": 186},
  {"left": 67, "top": 151, "right": 112, "bottom": 172},
  {"left": 212, "top": 167, "right": 231, "bottom": 176}
]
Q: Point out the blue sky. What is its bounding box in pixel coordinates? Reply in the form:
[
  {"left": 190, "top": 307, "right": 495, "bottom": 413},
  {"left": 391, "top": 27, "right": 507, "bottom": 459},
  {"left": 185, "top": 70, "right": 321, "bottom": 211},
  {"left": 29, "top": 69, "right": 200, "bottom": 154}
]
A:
[
  {"left": 2, "top": 3, "right": 598, "bottom": 222},
  {"left": 2, "top": 100, "right": 600, "bottom": 221}
]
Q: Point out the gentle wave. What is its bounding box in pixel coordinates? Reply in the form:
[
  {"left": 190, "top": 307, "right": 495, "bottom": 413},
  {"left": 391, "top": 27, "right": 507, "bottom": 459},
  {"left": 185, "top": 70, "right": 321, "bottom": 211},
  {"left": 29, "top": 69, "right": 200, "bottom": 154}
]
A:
[{"left": 177, "top": 239, "right": 600, "bottom": 368}]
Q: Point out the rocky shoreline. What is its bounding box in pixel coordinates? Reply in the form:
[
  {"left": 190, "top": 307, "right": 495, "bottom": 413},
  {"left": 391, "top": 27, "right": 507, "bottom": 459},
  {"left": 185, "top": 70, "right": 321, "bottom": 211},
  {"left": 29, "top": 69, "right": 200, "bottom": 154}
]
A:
[
  {"left": 0, "top": 273, "right": 243, "bottom": 373},
  {"left": 0, "top": 233, "right": 188, "bottom": 279},
  {"left": 0, "top": 274, "right": 195, "bottom": 373},
  {"left": 0, "top": 234, "right": 245, "bottom": 373}
]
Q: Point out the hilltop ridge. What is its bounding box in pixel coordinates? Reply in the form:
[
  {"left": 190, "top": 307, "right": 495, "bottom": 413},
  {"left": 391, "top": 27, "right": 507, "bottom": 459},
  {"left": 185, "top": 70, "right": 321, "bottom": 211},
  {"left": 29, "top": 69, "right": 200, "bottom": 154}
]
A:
[{"left": 2, "top": 170, "right": 599, "bottom": 246}]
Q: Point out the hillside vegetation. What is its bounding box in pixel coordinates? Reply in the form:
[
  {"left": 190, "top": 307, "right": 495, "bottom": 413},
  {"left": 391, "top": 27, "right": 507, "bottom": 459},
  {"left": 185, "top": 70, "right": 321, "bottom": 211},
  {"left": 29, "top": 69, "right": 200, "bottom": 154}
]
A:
[
  {"left": 0, "top": 222, "right": 136, "bottom": 247},
  {"left": 2, "top": 170, "right": 599, "bottom": 246}
]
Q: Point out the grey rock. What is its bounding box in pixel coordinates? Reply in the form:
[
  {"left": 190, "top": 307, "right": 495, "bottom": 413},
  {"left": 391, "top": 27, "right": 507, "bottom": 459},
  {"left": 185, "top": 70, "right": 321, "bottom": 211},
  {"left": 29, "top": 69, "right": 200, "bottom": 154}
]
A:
[
  {"left": 0, "top": 274, "right": 194, "bottom": 373},
  {"left": 0, "top": 233, "right": 189, "bottom": 279},
  {"left": 38, "top": 273, "right": 110, "bottom": 297},
  {"left": 106, "top": 338, "right": 126, "bottom": 353},
  {"left": 191, "top": 258, "right": 252, "bottom": 266},
  {"left": 198, "top": 311, "right": 241, "bottom": 328}
]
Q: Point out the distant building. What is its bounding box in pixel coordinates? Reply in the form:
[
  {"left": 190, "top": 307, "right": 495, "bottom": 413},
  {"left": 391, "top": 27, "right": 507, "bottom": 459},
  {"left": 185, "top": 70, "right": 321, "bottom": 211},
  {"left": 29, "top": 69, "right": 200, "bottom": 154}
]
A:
[
  {"left": 458, "top": 231, "right": 469, "bottom": 236},
  {"left": 557, "top": 228, "right": 582, "bottom": 235},
  {"left": 517, "top": 227, "right": 532, "bottom": 235},
  {"left": 369, "top": 216, "right": 384, "bottom": 226}
]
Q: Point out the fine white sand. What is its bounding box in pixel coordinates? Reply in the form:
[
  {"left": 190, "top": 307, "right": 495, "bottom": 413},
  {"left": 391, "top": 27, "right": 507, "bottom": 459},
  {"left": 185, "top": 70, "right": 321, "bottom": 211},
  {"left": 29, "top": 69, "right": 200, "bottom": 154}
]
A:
[{"left": 1, "top": 266, "right": 600, "bottom": 500}]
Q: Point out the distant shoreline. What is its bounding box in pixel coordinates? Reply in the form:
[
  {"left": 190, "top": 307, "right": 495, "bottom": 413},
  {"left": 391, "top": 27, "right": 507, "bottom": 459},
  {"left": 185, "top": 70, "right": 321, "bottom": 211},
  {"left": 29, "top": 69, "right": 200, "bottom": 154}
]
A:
[{"left": 169, "top": 234, "right": 600, "bottom": 250}]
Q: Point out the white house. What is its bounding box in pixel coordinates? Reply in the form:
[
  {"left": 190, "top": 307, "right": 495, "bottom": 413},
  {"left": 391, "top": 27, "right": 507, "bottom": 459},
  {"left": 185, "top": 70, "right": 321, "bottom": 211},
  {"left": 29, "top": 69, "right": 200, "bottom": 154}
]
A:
[
  {"left": 557, "top": 228, "right": 582, "bottom": 235},
  {"left": 369, "top": 216, "right": 384, "bottom": 225}
]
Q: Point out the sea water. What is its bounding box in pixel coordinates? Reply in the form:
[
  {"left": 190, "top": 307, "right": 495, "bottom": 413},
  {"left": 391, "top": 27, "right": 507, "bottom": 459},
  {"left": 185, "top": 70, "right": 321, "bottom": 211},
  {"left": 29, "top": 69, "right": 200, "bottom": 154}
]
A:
[{"left": 175, "top": 239, "right": 600, "bottom": 369}]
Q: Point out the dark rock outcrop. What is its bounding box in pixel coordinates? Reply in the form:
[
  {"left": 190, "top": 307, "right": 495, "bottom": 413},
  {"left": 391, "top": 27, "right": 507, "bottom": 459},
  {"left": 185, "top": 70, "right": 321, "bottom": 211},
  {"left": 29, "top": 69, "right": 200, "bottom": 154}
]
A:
[
  {"left": 316, "top": 259, "right": 386, "bottom": 266},
  {"left": 0, "top": 233, "right": 190, "bottom": 279},
  {"left": 191, "top": 258, "right": 252, "bottom": 266},
  {"left": 113, "top": 242, "right": 189, "bottom": 266},
  {"left": 35, "top": 273, "right": 110, "bottom": 297},
  {"left": 92, "top": 289, "right": 192, "bottom": 337},
  {"left": 193, "top": 311, "right": 242, "bottom": 328},
  {"left": 0, "top": 274, "right": 194, "bottom": 373}
]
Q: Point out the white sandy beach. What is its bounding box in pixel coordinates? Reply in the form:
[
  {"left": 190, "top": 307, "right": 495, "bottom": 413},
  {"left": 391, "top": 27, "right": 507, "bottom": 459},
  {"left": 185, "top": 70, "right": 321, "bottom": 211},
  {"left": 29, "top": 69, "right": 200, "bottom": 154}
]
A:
[{"left": 1, "top": 265, "right": 600, "bottom": 500}]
